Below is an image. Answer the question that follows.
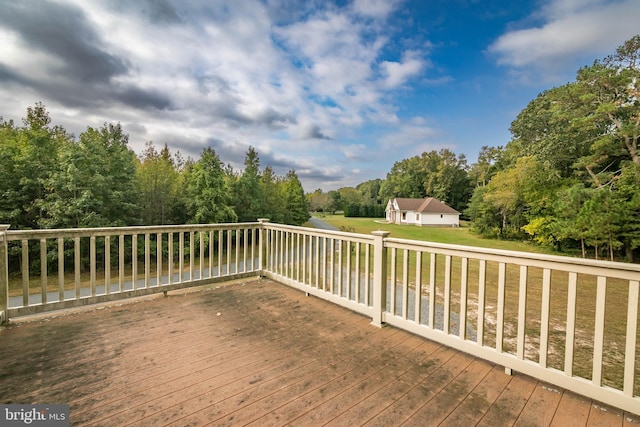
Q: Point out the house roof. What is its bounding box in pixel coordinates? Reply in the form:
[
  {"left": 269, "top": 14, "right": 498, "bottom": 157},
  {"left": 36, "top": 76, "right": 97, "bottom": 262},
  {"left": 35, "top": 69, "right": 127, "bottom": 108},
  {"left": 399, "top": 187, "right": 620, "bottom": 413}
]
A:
[{"left": 393, "top": 197, "right": 460, "bottom": 215}]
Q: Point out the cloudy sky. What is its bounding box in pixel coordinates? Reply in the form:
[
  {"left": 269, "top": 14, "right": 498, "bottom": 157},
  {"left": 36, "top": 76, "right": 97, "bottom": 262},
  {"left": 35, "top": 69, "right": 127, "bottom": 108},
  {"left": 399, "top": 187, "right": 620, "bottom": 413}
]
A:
[{"left": 1, "top": 0, "right": 638, "bottom": 191}]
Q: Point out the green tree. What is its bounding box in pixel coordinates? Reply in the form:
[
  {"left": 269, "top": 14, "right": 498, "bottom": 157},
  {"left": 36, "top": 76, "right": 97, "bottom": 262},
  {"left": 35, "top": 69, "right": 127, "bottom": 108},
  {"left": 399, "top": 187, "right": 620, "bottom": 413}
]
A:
[
  {"left": 468, "top": 145, "right": 504, "bottom": 187},
  {"left": 473, "top": 36, "right": 640, "bottom": 260},
  {"left": 610, "top": 163, "right": 640, "bottom": 261},
  {"left": 356, "top": 179, "right": 383, "bottom": 204},
  {"left": 281, "top": 170, "right": 309, "bottom": 225},
  {"left": 233, "top": 146, "right": 263, "bottom": 222},
  {"left": 465, "top": 186, "right": 501, "bottom": 237},
  {"left": 183, "top": 147, "right": 237, "bottom": 224},
  {"left": 0, "top": 118, "right": 24, "bottom": 226},
  {"left": 548, "top": 183, "right": 592, "bottom": 256},
  {"left": 260, "top": 166, "right": 285, "bottom": 223},
  {"left": 137, "top": 142, "right": 181, "bottom": 225},
  {"left": 509, "top": 35, "right": 640, "bottom": 187},
  {"left": 40, "top": 123, "right": 141, "bottom": 228},
  {"left": 379, "top": 149, "right": 471, "bottom": 212},
  {"left": 306, "top": 189, "right": 331, "bottom": 212},
  {"left": 474, "top": 156, "right": 558, "bottom": 239},
  {"left": 327, "top": 190, "right": 342, "bottom": 214},
  {"left": 0, "top": 104, "right": 68, "bottom": 229},
  {"left": 380, "top": 155, "right": 430, "bottom": 200}
]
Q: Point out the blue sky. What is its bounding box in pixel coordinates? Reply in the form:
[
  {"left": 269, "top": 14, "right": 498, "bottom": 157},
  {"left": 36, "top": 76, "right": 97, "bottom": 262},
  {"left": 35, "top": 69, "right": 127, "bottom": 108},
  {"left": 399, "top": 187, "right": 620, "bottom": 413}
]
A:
[{"left": 1, "top": 0, "right": 638, "bottom": 191}]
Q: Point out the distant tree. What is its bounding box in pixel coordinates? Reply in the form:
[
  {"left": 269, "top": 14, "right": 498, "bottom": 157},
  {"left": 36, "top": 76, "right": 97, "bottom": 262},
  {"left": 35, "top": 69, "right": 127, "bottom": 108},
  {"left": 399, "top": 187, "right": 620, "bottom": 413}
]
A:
[
  {"left": 337, "top": 187, "right": 362, "bottom": 211},
  {"left": 281, "top": 170, "right": 310, "bottom": 225},
  {"left": 260, "top": 166, "right": 285, "bottom": 223},
  {"left": 379, "top": 155, "right": 428, "bottom": 200},
  {"left": 470, "top": 35, "right": 640, "bottom": 260},
  {"left": 465, "top": 186, "right": 500, "bottom": 237},
  {"left": 306, "top": 189, "right": 331, "bottom": 212},
  {"left": 0, "top": 103, "right": 69, "bottom": 229},
  {"left": 473, "top": 156, "right": 559, "bottom": 239},
  {"left": 327, "top": 190, "right": 342, "bottom": 214},
  {"left": 137, "top": 142, "right": 181, "bottom": 225},
  {"left": 233, "top": 146, "right": 263, "bottom": 222},
  {"left": 380, "top": 149, "right": 471, "bottom": 212},
  {"left": 468, "top": 146, "right": 504, "bottom": 187},
  {"left": 183, "top": 147, "right": 237, "bottom": 224},
  {"left": 0, "top": 118, "right": 26, "bottom": 227},
  {"left": 41, "top": 123, "right": 141, "bottom": 228},
  {"left": 547, "top": 183, "right": 592, "bottom": 255},
  {"left": 356, "top": 179, "right": 383, "bottom": 204}
]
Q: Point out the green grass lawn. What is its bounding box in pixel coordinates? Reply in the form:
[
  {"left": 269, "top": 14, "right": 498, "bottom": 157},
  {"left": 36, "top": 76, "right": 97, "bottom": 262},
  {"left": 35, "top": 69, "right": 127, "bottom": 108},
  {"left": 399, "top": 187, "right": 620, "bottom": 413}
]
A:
[{"left": 313, "top": 214, "right": 558, "bottom": 255}]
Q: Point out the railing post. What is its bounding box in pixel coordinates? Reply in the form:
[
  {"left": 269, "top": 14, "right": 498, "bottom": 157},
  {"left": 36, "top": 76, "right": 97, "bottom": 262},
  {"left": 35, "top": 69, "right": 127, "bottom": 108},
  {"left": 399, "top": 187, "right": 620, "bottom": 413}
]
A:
[
  {"left": 257, "top": 219, "right": 270, "bottom": 276},
  {"left": 0, "top": 225, "right": 10, "bottom": 324},
  {"left": 371, "top": 230, "right": 390, "bottom": 328}
]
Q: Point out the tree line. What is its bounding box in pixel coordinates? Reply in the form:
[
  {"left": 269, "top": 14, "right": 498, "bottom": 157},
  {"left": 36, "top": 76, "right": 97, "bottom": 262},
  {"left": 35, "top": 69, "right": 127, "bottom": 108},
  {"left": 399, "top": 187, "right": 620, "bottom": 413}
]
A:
[
  {"left": 3, "top": 36, "right": 638, "bottom": 263},
  {"left": 308, "top": 36, "right": 640, "bottom": 262},
  {"left": 306, "top": 148, "right": 471, "bottom": 218},
  {"left": 467, "top": 35, "right": 640, "bottom": 262},
  {"left": 0, "top": 104, "right": 310, "bottom": 231}
]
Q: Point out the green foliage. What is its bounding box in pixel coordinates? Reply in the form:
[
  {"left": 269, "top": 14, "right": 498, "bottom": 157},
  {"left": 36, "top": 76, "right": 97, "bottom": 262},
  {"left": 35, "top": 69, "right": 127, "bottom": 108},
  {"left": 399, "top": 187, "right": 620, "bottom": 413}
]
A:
[
  {"left": 183, "top": 147, "right": 237, "bottom": 224},
  {"left": 306, "top": 180, "right": 386, "bottom": 218},
  {"left": 468, "top": 35, "right": 640, "bottom": 261},
  {"left": 233, "top": 146, "right": 263, "bottom": 222},
  {"left": 137, "top": 142, "right": 181, "bottom": 225},
  {"left": 379, "top": 149, "right": 471, "bottom": 213},
  {"left": 0, "top": 103, "right": 67, "bottom": 229},
  {"left": 343, "top": 203, "right": 385, "bottom": 218},
  {"left": 281, "top": 170, "right": 310, "bottom": 225},
  {"left": 306, "top": 188, "right": 331, "bottom": 212},
  {"left": 356, "top": 179, "right": 383, "bottom": 204},
  {"left": 468, "top": 145, "right": 504, "bottom": 187},
  {"left": 1, "top": 104, "right": 318, "bottom": 234},
  {"left": 40, "top": 123, "right": 141, "bottom": 228}
]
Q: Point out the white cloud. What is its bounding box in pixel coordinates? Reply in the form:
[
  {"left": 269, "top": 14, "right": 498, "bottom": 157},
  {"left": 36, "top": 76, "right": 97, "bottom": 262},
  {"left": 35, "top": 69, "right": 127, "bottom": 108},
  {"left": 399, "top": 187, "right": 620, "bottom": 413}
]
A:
[
  {"left": 0, "top": 0, "right": 433, "bottom": 191},
  {"left": 380, "top": 50, "right": 425, "bottom": 88},
  {"left": 489, "top": 0, "right": 640, "bottom": 80}
]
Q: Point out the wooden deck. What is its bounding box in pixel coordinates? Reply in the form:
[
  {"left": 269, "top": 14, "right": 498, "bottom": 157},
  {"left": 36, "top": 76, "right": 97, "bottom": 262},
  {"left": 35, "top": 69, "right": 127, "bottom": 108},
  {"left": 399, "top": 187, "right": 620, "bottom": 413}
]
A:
[{"left": 1, "top": 278, "right": 638, "bottom": 426}]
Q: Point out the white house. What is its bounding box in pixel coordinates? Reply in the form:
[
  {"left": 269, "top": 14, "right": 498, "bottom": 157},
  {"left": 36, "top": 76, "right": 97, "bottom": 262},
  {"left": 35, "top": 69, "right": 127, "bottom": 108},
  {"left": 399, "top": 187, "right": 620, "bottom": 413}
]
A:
[{"left": 385, "top": 197, "right": 460, "bottom": 227}]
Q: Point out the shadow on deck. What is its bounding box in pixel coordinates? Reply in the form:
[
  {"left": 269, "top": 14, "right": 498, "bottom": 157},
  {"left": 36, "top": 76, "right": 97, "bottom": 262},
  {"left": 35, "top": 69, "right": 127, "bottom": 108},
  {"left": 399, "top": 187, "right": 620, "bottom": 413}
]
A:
[{"left": 1, "top": 279, "right": 637, "bottom": 426}]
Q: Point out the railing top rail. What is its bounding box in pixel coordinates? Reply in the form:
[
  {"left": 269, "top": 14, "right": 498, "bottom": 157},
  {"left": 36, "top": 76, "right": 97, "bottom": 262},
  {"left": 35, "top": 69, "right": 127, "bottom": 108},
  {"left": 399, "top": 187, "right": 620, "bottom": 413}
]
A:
[
  {"left": 263, "top": 223, "right": 375, "bottom": 244},
  {"left": 386, "top": 236, "right": 640, "bottom": 278},
  {"left": 5, "top": 222, "right": 262, "bottom": 241}
]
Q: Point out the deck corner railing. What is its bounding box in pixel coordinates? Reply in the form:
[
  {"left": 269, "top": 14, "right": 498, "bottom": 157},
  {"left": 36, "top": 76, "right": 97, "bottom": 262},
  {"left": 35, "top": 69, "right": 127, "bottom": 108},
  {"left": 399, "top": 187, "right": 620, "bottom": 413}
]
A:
[
  {"left": 259, "top": 223, "right": 640, "bottom": 416},
  {"left": 1, "top": 220, "right": 639, "bottom": 415},
  {"left": 0, "top": 222, "right": 263, "bottom": 319}
]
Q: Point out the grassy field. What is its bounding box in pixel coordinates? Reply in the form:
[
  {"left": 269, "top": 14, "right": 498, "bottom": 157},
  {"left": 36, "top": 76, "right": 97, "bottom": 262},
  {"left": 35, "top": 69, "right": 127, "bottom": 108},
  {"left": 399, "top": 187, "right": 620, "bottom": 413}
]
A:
[{"left": 313, "top": 214, "right": 558, "bottom": 255}]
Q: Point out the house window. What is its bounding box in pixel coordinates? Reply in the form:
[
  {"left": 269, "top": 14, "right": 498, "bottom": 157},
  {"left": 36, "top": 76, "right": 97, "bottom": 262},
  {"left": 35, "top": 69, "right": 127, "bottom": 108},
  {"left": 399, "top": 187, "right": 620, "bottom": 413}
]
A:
[
  {"left": 440, "top": 214, "right": 443, "bottom": 218},
  {"left": 402, "top": 212, "right": 406, "bottom": 220},
  {"left": 416, "top": 214, "right": 420, "bottom": 220}
]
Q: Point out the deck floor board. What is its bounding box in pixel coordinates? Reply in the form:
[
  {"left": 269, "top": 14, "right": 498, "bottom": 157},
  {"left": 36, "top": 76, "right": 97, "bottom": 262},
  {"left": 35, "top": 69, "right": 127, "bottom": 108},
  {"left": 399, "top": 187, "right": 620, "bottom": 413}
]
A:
[{"left": 0, "top": 279, "right": 637, "bottom": 426}]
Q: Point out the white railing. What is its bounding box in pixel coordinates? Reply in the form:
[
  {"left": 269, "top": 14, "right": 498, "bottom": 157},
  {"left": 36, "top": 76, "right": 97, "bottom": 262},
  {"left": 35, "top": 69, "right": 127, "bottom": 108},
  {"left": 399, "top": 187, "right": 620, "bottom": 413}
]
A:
[
  {"left": 0, "top": 222, "right": 263, "bottom": 319},
  {"left": 1, "top": 220, "right": 639, "bottom": 415},
  {"left": 261, "top": 223, "right": 377, "bottom": 319},
  {"left": 260, "top": 223, "right": 640, "bottom": 416}
]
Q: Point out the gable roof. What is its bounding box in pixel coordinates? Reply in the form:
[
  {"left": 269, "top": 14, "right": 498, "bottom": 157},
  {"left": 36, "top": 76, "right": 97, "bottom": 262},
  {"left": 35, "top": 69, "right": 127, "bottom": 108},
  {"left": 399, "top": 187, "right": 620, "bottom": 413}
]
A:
[
  {"left": 393, "top": 198, "right": 425, "bottom": 211},
  {"left": 393, "top": 197, "right": 460, "bottom": 215}
]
